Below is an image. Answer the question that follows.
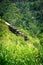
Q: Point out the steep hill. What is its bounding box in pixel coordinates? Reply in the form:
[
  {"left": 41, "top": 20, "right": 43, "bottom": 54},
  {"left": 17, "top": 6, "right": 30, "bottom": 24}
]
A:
[{"left": 0, "top": 19, "right": 43, "bottom": 65}]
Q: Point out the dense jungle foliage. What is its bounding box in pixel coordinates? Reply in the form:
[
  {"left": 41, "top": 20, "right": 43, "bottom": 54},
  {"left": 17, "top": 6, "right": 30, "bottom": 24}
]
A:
[{"left": 0, "top": 0, "right": 43, "bottom": 65}]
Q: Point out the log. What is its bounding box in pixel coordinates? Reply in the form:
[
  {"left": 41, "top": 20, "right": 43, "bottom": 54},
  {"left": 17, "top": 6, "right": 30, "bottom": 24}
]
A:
[{"left": 5, "top": 22, "right": 28, "bottom": 41}]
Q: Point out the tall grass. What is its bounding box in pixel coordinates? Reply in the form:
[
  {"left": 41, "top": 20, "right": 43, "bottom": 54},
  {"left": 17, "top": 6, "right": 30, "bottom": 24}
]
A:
[{"left": 0, "top": 19, "right": 43, "bottom": 65}]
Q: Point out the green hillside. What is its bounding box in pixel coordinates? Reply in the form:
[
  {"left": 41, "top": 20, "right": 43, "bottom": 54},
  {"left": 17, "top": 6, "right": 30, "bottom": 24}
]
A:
[
  {"left": 0, "top": 0, "right": 43, "bottom": 65},
  {"left": 0, "top": 19, "right": 43, "bottom": 65}
]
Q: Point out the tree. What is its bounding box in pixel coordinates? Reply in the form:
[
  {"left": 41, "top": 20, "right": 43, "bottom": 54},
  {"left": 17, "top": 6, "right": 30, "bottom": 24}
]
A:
[{"left": 0, "top": 0, "right": 9, "bottom": 18}]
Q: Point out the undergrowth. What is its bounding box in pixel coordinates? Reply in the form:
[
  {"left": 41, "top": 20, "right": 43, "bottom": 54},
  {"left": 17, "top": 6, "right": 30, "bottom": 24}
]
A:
[{"left": 0, "top": 19, "right": 43, "bottom": 65}]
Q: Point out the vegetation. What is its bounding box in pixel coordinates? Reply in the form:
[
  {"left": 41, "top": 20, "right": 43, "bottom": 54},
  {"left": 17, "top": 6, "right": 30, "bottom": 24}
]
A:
[{"left": 0, "top": 0, "right": 43, "bottom": 65}]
